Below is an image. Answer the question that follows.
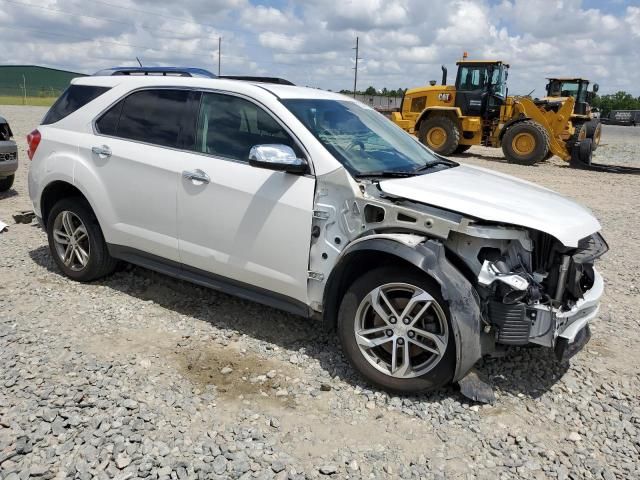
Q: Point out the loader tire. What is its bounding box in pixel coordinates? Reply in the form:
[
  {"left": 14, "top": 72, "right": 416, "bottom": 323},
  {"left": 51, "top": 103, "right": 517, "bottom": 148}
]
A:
[
  {"left": 570, "top": 138, "right": 593, "bottom": 169},
  {"left": 418, "top": 116, "right": 460, "bottom": 155},
  {"left": 585, "top": 120, "right": 601, "bottom": 150},
  {"left": 501, "top": 120, "right": 550, "bottom": 165}
]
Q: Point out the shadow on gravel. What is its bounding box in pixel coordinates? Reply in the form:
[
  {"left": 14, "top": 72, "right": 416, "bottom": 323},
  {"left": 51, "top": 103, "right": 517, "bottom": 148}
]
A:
[
  {"left": 448, "top": 152, "right": 509, "bottom": 164},
  {"left": 449, "top": 152, "right": 550, "bottom": 168},
  {"left": 29, "top": 245, "right": 567, "bottom": 402},
  {"left": 0, "top": 188, "right": 18, "bottom": 200}
]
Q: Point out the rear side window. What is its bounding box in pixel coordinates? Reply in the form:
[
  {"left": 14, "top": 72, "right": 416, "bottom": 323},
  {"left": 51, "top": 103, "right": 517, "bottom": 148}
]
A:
[
  {"left": 95, "top": 100, "right": 124, "bottom": 136},
  {"left": 42, "top": 85, "right": 110, "bottom": 125},
  {"left": 100, "top": 89, "right": 191, "bottom": 149}
]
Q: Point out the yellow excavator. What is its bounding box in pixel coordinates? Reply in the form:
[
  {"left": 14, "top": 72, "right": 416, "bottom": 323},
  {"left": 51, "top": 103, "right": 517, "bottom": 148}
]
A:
[
  {"left": 542, "top": 77, "right": 601, "bottom": 150},
  {"left": 391, "top": 59, "right": 594, "bottom": 166}
]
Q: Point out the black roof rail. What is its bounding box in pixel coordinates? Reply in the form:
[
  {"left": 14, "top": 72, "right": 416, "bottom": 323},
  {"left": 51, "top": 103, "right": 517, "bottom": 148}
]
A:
[
  {"left": 218, "top": 75, "right": 295, "bottom": 85},
  {"left": 93, "top": 67, "right": 216, "bottom": 78}
]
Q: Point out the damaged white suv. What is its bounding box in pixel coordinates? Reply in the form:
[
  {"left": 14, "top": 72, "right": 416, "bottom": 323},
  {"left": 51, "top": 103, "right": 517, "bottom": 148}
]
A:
[{"left": 28, "top": 71, "right": 607, "bottom": 393}]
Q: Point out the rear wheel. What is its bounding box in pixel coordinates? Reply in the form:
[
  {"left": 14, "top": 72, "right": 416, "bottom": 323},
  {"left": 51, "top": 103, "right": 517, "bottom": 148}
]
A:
[
  {"left": 0, "top": 175, "right": 14, "bottom": 192},
  {"left": 337, "top": 266, "right": 456, "bottom": 394},
  {"left": 46, "top": 197, "right": 117, "bottom": 282},
  {"left": 501, "top": 120, "right": 550, "bottom": 165},
  {"left": 418, "top": 116, "right": 460, "bottom": 155},
  {"left": 585, "top": 120, "right": 601, "bottom": 150}
]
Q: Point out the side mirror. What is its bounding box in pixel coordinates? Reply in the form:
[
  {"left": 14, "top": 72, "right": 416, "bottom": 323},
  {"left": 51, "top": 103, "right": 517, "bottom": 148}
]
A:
[
  {"left": 248, "top": 144, "right": 308, "bottom": 174},
  {"left": 593, "top": 83, "right": 599, "bottom": 93}
]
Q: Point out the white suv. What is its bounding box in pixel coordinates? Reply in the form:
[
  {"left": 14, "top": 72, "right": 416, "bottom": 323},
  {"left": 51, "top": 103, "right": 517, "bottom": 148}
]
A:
[{"left": 27, "top": 72, "right": 607, "bottom": 394}]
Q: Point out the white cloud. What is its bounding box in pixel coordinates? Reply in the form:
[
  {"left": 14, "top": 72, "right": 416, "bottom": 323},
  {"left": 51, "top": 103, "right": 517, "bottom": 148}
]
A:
[{"left": 0, "top": 0, "right": 637, "bottom": 95}]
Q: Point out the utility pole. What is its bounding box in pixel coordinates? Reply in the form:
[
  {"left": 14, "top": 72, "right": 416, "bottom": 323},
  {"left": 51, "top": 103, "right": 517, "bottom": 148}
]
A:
[
  {"left": 353, "top": 37, "right": 361, "bottom": 98},
  {"left": 218, "top": 37, "right": 222, "bottom": 76}
]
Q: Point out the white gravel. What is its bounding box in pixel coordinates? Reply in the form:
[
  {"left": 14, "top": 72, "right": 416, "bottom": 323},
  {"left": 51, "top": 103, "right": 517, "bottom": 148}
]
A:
[{"left": 1, "top": 106, "right": 639, "bottom": 479}]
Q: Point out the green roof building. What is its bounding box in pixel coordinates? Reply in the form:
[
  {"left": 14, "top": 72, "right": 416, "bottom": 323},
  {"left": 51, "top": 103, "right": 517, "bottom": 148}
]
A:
[{"left": 0, "top": 65, "right": 86, "bottom": 98}]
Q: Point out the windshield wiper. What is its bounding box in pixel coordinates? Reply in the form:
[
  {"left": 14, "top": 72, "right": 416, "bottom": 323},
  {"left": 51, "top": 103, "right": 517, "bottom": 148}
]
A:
[
  {"left": 355, "top": 170, "right": 417, "bottom": 178},
  {"left": 412, "top": 159, "right": 455, "bottom": 173}
]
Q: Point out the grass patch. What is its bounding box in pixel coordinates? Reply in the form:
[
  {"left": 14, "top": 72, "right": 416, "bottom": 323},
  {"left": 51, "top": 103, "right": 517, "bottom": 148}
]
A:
[{"left": 0, "top": 96, "right": 56, "bottom": 106}]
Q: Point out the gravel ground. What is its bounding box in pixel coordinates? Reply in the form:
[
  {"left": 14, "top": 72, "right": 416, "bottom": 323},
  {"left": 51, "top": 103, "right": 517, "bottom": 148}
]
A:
[{"left": 1, "top": 106, "right": 639, "bottom": 480}]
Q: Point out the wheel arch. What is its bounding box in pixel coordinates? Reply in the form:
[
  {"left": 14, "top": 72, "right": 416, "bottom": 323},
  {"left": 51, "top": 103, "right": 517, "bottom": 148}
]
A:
[
  {"left": 416, "top": 107, "right": 462, "bottom": 131},
  {"left": 322, "top": 236, "right": 485, "bottom": 382},
  {"left": 41, "top": 181, "right": 90, "bottom": 225}
]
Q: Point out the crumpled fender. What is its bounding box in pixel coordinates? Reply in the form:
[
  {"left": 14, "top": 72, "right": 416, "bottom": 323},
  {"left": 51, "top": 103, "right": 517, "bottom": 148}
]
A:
[{"left": 325, "top": 235, "right": 484, "bottom": 382}]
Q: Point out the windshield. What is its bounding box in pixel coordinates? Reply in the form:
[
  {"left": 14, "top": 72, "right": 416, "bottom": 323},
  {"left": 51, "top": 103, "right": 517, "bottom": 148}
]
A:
[
  {"left": 549, "top": 81, "right": 587, "bottom": 102},
  {"left": 282, "top": 99, "right": 442, "bottom": 176}
]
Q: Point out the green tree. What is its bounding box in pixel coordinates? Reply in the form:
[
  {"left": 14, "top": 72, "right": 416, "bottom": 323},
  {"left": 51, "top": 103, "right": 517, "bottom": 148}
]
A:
[{"left": 592, "top": 91, "right": 640, "bottom": 116}]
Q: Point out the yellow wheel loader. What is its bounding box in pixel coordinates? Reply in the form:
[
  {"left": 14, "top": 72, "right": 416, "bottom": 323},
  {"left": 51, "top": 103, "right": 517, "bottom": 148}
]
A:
[
  {"left": 543, "top": 77, "right": 601, "bottom": 150},
  {"left": 391, "top": 60, "right": 592, "bottom": 166}
]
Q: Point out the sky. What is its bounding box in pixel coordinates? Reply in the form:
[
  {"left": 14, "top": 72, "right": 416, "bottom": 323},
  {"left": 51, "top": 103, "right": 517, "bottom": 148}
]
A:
[{"left": 1, "top": 0, "right": 639, "bottom": 96}]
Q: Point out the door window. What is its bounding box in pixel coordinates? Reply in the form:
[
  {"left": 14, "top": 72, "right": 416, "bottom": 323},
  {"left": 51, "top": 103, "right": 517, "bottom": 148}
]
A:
[
  {"left": 194, "top": 93, "right": 298, "bottom": 162},
  {"left": 457, "top": 66, "right": 488, "bottom": 91},
  {"left": 96, "top": 89, "right": 191, "bottom": 149}
]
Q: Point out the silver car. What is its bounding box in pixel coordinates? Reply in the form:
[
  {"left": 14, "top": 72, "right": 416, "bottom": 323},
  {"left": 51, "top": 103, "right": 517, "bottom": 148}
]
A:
[{"left": 0, "top": 115, "right": 18, "bottom": 192}]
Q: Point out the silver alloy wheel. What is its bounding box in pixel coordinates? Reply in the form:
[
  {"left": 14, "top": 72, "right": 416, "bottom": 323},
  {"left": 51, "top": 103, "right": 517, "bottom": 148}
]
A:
[
  {"left": 354, "top": 282, "right": 448, "bottom": 379},
  {"left": 52, "top": 211, "right": 91, "bottom": 272}
]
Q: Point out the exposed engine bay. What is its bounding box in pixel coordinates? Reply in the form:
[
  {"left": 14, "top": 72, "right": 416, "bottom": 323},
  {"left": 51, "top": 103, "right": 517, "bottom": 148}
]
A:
[{"left": 450, "top": 228, "right": 607, "bottom": 355}]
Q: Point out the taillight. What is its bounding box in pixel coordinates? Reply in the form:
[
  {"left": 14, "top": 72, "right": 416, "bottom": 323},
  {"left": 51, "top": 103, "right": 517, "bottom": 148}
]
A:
[{"left": 27, "top": 129, "right": 41, "bottom": 160}]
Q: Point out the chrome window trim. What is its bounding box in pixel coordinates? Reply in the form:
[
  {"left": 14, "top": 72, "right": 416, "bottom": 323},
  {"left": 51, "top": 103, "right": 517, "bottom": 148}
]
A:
[{"left": 91, "top": 85, "right": 315, "bottom": 176}]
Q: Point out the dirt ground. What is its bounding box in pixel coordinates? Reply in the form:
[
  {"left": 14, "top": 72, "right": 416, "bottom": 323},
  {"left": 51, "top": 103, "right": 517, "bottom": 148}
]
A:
[{"left": 1, "top": 106, "right": 639, "bottom": 479}]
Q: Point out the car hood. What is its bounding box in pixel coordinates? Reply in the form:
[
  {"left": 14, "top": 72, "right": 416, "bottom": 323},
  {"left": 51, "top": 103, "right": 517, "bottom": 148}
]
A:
[{"left": 378, "top": 164, "right": 600, "bottom": 247}]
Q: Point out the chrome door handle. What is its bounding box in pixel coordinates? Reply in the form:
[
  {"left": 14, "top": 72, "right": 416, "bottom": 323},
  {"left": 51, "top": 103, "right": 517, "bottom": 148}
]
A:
[
  {"left": 182, "top": 169, "right": 210, "bottom": 184},
  {"left": 91, "top": 145, "right": 112, "bottom": 158}
]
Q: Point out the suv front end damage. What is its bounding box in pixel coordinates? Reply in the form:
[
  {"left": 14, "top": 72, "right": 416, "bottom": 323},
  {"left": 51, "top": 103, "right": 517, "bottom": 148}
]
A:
[
  {"left": 309, "top": 163, "right": 607, "bottom": 384},
  {"left": 459, "top": 228, "right": 607, "bottom": 361}
]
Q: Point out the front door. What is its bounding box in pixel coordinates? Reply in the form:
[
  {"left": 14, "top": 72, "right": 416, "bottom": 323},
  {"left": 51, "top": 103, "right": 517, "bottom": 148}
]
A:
[{"left": 177, "top": 91, "right": 315, "bottom": 304}]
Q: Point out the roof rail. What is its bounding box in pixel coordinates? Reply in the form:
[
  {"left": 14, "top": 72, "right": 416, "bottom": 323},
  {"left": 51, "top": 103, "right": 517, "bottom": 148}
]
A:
[
  {"left": 218, "top": 75, "right": 295, "bottom": 85},
  {"left": 93, "top": 67, "right": 216, "bottom": 78}
]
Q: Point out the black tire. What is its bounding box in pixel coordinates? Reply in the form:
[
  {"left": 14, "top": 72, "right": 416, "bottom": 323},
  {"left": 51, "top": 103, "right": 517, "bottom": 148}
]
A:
[
  {"left": 46, "top": 197, "right": 117, "bottom": 282},
  {"left": 501, "top": 120, "right": 550, "bottom": 165},
  {"left": 337, "top": 266, "right": 456, "bottom": 394},
  {"left": 585, "top": 120, "right": 601, "bottom": 150},
  {"left": 454, "top": 144, "right": 471, "bottom": 154},
  {"left": 0, "top": 174, "right": 15, "bottom": 192},
  {"left": 418, "top": 116, "right": 460, "bottom": 155},
  {"left": 570, "top": 138, "right": 593, "bottom": 169}
]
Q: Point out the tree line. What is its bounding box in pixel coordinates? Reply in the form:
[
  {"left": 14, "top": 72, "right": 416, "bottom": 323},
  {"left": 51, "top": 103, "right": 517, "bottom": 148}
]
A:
[
  {"left": 339, "top": 86, "right": 407, "bottom": 97},
  {"left": 591, "top": 91, "right": 640, "bottom": 116}
]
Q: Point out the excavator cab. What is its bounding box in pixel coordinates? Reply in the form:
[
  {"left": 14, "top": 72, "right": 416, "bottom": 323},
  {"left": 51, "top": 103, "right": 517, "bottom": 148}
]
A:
[
  {"left": 454, "top": 61, "right": 509, "bottom": 119},
  {"left": 545, "top": 78, "right": 598, "bottom": 116}
]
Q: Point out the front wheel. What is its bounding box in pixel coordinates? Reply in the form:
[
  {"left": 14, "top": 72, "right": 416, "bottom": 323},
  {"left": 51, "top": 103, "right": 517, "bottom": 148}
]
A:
[
  {"left": 337, "top": 267, "right": 456, "bottom": 394},
  {"left": 0, "top": 174, "right": 14, "bottom": 192}
]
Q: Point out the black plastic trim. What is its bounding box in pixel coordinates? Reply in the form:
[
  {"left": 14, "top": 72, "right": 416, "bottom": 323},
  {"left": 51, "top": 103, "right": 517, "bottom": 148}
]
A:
[{"left": 108, "top": 244, "right": 312, "bottom": 318}]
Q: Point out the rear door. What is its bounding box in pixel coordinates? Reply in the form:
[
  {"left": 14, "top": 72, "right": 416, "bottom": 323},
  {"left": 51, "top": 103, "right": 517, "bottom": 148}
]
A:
[
  {"left": 75, "top": 88, "right": 194, "bottom": 261},
  {"left": 176, "top": 91, "right": 315, "bottom": 304}
]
